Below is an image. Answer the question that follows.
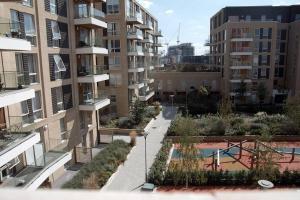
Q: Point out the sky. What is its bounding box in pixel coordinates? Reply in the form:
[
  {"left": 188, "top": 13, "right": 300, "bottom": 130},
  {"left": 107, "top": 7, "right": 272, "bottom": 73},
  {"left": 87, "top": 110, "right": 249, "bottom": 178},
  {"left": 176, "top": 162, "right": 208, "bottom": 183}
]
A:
[{"left": 137, "top": 0, "right": 300, "bottom": 55}]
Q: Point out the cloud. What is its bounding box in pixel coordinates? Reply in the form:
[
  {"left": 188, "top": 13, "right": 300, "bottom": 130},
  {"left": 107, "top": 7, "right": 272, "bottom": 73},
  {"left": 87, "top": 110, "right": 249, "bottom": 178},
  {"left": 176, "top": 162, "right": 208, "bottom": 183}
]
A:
[
  {"left": 137, "top": 0, "right": 153, "bottom": 9},
  {"left": 272, "top": 0, "right": 300, "bottom": 5},
  {"left": 164, "top": 9, "right": 174, "bottom": 15}
]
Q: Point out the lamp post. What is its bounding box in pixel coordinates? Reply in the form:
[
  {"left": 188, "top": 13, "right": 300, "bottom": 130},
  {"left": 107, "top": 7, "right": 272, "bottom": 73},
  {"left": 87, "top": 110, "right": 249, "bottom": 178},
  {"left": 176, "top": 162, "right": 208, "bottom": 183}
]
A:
[{"left": 144, "top": 131, "right": 149, "bottom": 183}]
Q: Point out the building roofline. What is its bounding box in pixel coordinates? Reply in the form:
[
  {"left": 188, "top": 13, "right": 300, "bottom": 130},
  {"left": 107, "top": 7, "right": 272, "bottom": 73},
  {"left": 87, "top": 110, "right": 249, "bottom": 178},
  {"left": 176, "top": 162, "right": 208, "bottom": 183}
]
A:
[{"left": 134, "top": 0, "right": 158, "bottom": 21}]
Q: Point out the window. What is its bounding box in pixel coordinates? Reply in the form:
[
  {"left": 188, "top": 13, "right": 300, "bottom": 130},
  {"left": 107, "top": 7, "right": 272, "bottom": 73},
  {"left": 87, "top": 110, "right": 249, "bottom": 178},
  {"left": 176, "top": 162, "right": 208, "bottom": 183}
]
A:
[
  {"left": 21, "top": 101, "right": 29, "bottom": 115},
  {"left": 110, "top": 95, "right": 117, "bottom": 103},
  {"left": 50, "top": 0, "right": 57, "bottom": 14},
  {"left": 108, "top": 40, "right": 120, "bottom": 52},
  {"left": 277, "top": 15, "right": 282, "bottom": 22},
  {"left": 54, "top": 55, "right": 66, "bottom": 72},
  {"left": 253, "top": 55, "right": 259, "bottom": 66},
  {"left": 109, "top": 56, "right": 120, "bottom": 65},
  {"left": 10, "top": 10, "right": 20, "bottom": 33},
  {"left": 108, "top": 22, "right": 119, "bottom": 36},
  {"left": 56, "top": 87, "right": 64, "bottom": 111},
  {"left": 32, "top": 91, "right": 42, "bottom": 120},
  {"left": 22, "top": 0, "right": 32, "bottom": 7},
  {"left": 51, "top": 21, "right": 61, "bottom": 47},
  {"left": 110, "top": 74, "right": 122, "bottom": 87},
  {"left": 27, "top": 54, "right": 38, "bottom": 84},
  {"left": 107, "top": 0, "right": 119, "bottom": 14},
  {"left": 24, "top": 13, "right": 36, "bottom": 36},
  {"left": 60, "top": 118, "right": 66, "bottom": 139},
  {"left": 275, "top": 67, "right": 284, "bottom": 78},
  {"left": 261, "top": 15, "right": 266, "bottom": 21},
  {"left": 262, "top": 28, "right": 268, "bottom": 38},
  {"left": 246, "top": 15, "right": 251, "bottom": 21}
]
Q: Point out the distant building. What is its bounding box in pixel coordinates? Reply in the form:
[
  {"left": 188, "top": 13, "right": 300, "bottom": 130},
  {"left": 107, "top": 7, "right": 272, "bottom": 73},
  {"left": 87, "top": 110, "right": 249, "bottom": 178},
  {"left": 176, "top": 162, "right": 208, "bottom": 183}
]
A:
[
  {"left": 181, "top": 55, "right": 210, "bottom": 64},
  {"left": 167, "top": 43, "right": 195, "bottom": 64}
]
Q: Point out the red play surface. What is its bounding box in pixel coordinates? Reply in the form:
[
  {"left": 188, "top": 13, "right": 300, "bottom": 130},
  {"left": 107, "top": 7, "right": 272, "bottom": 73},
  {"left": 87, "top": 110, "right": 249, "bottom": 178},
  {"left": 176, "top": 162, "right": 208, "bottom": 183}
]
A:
[{"left": 172, "top": 142, "right": 300, "bottom": 172}]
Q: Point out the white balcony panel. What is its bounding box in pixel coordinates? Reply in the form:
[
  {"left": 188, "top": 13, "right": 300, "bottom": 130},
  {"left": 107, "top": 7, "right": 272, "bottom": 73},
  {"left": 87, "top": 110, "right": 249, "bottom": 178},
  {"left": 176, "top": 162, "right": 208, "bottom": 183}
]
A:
[
  {"left": 25, "top": 152, "right": 72, "bottom": 191},
  {"left": 79, "top": 98, "right": 110, "bottom": 111},
  {"left": 230, "top": 52, "right": 253, "bottom": 56},
  {"left": 127, "top": 34, "right": 143, "bottom": 40},
  {"left": 128, "top": 68, "right": 144, "bottom": 73},
  {"left": 74, "top": 18, "right": 107, "bottom": 29},
  {"left": 128, "top": 52, "right": 144, "bottom": 56},
  {"left": 230, "top": 79, "right": 252, "bottom": 83},
  {"left": 0, "top": 37, "right": 31, "bottom": 51},
  {"left": 230, "top": 66, "right": 252, "bottom": 70},
  {"left": 231, "top": 38, "right": 253, "bottom": 42},
  {"left": 76, "top": 47, "right": 108, "bottom": 55},
  {"left": 0, "top": 132, "right": 40, "bottom": 167},
  {"left": 0, "top": 88, "right": 35, "bottom": 108},
  {"left": 128, "top": 83, "right": 145, "bottom": 89},
  {"left": 139, "top": 91, "right": 155, "bottom": 101},
  {"left": 77, "top": 74, "right": 109, "bottom": 83}
]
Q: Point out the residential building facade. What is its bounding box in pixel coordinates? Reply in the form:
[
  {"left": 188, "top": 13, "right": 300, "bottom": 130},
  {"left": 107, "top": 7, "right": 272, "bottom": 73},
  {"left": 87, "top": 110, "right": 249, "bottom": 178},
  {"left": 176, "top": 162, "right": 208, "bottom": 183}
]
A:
[
  {"left": 0, "top": 0, "right": 110, "bottom": 188},
  {"left": 209, "top": 5, "right": 300, "bottom": 105},
  {"left": 105, "top": 0, "right": 163, "bottom": 117},
  {"left": 167, "top": 43, "right": 195, "bottom": 64}
]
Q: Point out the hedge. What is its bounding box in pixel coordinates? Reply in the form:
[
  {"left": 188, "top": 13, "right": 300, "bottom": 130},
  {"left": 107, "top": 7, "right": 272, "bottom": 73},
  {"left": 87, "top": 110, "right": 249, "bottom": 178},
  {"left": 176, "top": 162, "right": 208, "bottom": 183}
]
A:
[
  {"left": 62, "top": 140, "right": 131, "bottom": 189},
  {"left": 160, "top": 169, "right": 300, "bottom": 187},
  {"left": 148, "top": 140, "right": 172, "bottom": 185}
]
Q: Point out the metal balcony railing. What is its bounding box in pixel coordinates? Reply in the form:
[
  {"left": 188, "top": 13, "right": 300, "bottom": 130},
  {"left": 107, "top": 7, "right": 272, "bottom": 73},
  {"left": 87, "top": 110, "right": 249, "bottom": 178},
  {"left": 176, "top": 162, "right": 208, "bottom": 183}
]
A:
[
  {"left": 74, "top": 4, "right": 105, "bottom": 20},
  {"left": 78, "top": 65, "right": 108, "bottom": 76}
]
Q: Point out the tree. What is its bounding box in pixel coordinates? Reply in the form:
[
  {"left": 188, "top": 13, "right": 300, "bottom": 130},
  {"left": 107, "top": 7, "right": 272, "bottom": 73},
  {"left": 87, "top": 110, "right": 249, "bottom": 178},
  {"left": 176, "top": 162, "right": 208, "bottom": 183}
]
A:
[
  {"left": 218, "top": 97, "right": 232, "bottom": 118},
  {"left": 257, "top": 82, "right": 268, "bottom": 106},
  {"left": 285, "top": 96, "right": 300, "bottom": 129},
  {"left": 130, "top": 99, "right": 146, "bottom": 125},
  {"left": 174, "top": 117, "right": 200, "bottom": 188},
  {"left": 253, "top": 130, "right": 280, "bottom": 182}
]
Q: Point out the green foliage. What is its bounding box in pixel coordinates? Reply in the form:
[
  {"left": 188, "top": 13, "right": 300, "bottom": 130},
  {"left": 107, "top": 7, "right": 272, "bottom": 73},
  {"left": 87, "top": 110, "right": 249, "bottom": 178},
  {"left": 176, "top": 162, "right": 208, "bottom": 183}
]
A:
[
  {"left": 62, "top": 140, "right": 131, "bottom": 189},
  {"left": 130, "top": 99, "right": 146, "bottom": 125},
  {"left": 257, "top": 83, "right": 268, "bottom": 103},
  {"left": 148, "top": 140, "right": 172, "bottom": 185},
  {"left": 218, "top": 98, "right": 232, "bottom": 117},
  {"left": 285, "top": 96, "right": 300, "bottom": 129}
]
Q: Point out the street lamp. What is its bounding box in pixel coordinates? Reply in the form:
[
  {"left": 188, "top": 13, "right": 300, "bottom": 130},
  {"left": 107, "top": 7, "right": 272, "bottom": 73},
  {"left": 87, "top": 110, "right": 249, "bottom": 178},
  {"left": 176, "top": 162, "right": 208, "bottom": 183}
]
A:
[
  {"left": 170, "top": 94, "right": 175, "bottom": 111},
  {"left": 144, "top": 131, "right": 149, "bottom": 183}
]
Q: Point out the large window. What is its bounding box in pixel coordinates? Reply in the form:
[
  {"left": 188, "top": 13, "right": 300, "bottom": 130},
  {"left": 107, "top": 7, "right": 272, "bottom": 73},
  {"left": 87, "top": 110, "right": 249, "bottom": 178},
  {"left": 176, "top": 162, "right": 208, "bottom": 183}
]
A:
[
  {"left": 107, "top": 22, "right": 119, "bottom": 36},
  {"left": 50, "top": 0, "right": 57, "bottom": 14},
  {"left": 32, "top": 91, "right": 43, "bottom": 120},
  {"left": 22, "top": 0, "right": 33, "bottom": 7},
  {"left": 24, "top": 13, "right": 36, "bottom": 45},
  {"left": 51, "top": 21, "right": 61, "bottom": 47},
  {"left": 54, "top": 55, "right": 66, "bottom": 79},
  {"left": 107, "top": 0, "right": 119, "bottom": 14},
  {"left": 108, "top": 40, "right": 120, "bottom": 52},
  {"left": 15, "top": 53, "right": 39, "bottom": 85}
]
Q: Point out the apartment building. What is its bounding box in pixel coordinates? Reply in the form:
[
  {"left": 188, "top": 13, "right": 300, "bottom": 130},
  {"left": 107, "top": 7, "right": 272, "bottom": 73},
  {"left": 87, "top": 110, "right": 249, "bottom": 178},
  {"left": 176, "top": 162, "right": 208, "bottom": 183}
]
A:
[
  {"left": 167, "top": 43, "right": 195, "bottom": 64},
  {"left": 209, "top": 5, "right": 300, "bottom": 105},
  {"left": 0, "top": 0, "right": 110, "bottom": 188},
  {"left": 105, "top": 0, "right": 163, "bottom": 117}
]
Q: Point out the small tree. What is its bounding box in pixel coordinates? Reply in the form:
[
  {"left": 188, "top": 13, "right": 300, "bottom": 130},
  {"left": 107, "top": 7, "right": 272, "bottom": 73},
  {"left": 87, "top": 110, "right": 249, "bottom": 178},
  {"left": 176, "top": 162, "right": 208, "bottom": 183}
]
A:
[
  {"left": 285, "top": 96, "right": 300, "bottom": 129},
  {"left": 218, "top": 97, "right": 232, "bottom": 118},
  {"left": 257, "top": 82, "right": 268, "bottom": 106},
  {"left": 130, "top": 99, "right": 146, "bottom": 125},
  {"left": 253, "top": 130, "right": 280, "bottom": 182},
  {"left": 174, "top": 117, "right": 200, "bottom": 188}
]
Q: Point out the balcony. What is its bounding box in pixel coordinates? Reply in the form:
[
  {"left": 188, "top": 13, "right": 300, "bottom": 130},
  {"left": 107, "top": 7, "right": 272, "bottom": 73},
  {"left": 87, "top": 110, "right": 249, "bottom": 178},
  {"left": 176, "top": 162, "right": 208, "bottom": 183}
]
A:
[
  {"left": 144, "top": 48, "right": 154, "bottom": 57},
  {"left": 230, "top": 73, "right": 252, "bottom": 83},
  {"left": 79, "top": 92, "right": 110, "bottom": 111},
  {"left": 127, "top": 12, "right": 143, "bottom": 24},
  {"left": 153, "top": 29, "right": 163, "bottom": 37},
  {"left": 0, "top": 18, "right": 31, "bottom": 51},
  {"left": 144, "top": 36, "right": 154, "bottom": 44},
  {"left": 128, "top": 46, "right": 144, "bottom": 56},
  {"left": 0, "top": 131, "right": 40, "bottom": 167},
  {"left": 1, "top": 149, "right": 72, "bottom": 190},
  {"left": 230, "top": 62, "right": 252, "bottom": 70},
  {"left": 128, "top": 80, "right": 145, "bottom": 89},
  {"left": 128, "top": 63, "right": 145, "bottom": 73},
  {"left": 76, "top": 38, "right": 108, "bottom": 55},
  {"left": 231, "top": 33, "right": 253, "bottom": 42},
  {"left": 230, "top": 47, "right": 252, "bottom": 56},
  {"left": 0, "top": 72, "right": 35, "bottom": 108},
  {"left": 9, "top": 110, "right": 44, "bottom": 128},
  {"left": 139, "top": 90, "right": 155, "bottom": 101},
  {"left": 77, "top": 65, "right": 109, "bottom": 83},
  {"left": 140, "top": 21, "right": 153, "bottom": 30},
  {"left": 74, "top": 5, "right": 106, "bottom": 28},
  {"left": 127, "top": 29, "right": 143, "bottom": 40}
]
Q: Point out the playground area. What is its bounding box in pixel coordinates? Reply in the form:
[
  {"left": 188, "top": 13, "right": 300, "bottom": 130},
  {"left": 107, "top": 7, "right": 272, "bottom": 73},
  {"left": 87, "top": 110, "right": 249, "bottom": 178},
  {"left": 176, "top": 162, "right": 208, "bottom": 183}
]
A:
[{"left": 171, "top": 141, "right": 300, "bottom": 172}]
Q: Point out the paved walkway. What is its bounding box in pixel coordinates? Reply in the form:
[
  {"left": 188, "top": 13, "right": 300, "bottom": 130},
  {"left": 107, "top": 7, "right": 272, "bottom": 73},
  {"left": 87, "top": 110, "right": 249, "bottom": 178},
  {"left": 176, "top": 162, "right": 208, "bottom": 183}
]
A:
[{"left": 102, "top": 106, "right": 176, "bottom": 192}]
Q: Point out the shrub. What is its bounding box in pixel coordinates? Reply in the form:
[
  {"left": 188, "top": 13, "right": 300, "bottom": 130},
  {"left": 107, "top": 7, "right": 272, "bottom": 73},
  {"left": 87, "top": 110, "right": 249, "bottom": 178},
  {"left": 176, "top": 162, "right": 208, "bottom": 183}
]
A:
[
  {"left": 209, "top": 119, "right": 226, "bottom": 136},
  {"left": 62, "top": 140, "right": 131, "bottom": 189},
  {"left": 118, "top": 118, "right": 135, "bottom": 129},
  {"left": 148, "top": 140, "right": 172, "bottom": 185}
]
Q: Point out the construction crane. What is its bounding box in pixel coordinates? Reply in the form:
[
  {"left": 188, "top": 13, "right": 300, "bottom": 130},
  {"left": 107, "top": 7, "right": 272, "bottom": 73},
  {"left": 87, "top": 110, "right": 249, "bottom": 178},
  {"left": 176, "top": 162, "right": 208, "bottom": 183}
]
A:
[{"left": 177, "top": 23, "right": 181, "bottom": 45}]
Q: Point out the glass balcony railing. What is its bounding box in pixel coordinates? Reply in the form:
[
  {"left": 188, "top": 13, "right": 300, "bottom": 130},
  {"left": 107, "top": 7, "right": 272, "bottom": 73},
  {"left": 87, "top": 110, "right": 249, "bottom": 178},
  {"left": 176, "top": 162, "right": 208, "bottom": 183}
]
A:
[
  {"left": 0, "top": 130, "right": 33, "bottom": 153},
  {"left": 77, "top": 37, "right": 106, "bottom": 48},
  {"left": 79, "top": 91, "right": 109, "bottom": 105},
  {"left": 127, "top": 29, "right": 143, "bottom": 38},
  {"left": 77, "top": 65, "right": 109, "bottom": 76},
  {"left": 128, "top": 12, "right": 143, "bottom": 22},
  {"left": 74, "top": 4, "right": 105, "bottom": 20},
  {"left": 231, "top": 47, "right": 252, "bottom": 52},
  {"left": 0, "top": 71, "right": 27, "bottom": 92},
  {"left": 128, "top": 45, "right": 143, "bottom": 53},
  {"left": 9, "top": 110, "right": 43, "bottom": 127}
]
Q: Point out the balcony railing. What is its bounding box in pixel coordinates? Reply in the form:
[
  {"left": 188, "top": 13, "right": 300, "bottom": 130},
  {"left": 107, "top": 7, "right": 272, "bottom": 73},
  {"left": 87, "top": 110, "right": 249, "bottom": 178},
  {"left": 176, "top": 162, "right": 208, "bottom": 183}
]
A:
[
  {"left": 231, "top": 73, "right": 252, "bottom": 79},
  {"left": 231, "top": 47, "right": 252, "bottom": 52},
  {"left": 127, "top": 29, "right": 143, "bottom": 38},
  {"left": 230, "top": 62, "right": 252, "bottom": 66},
  {"left": 77, "top": 38, "right": 106, "bottom": 48},
  {"left": 74, "top": 4, "right": 105, "bottom": 20},
  {"left": 0, "top": 130, "right": 32, "bottom": 153},
  {"left": 79, "top": 91, "right": 109, "bottom": 105},
  {"left": 128, "top": 62, "right": 144, "bottom": 69},
  {"left": 77, "top": 65, "right": 108, "bottom": 77},
  {"left": 127, "top": 12, "right": 142, "bottom": 22},
  {"left": 128, "top": 45, "right": 143, "bottom": 53},
  {"left": 0, "top": 71, "right": 28, "bottom": 92},
  {"left": 231, "top": 33, "right": 253, "bottom": 39}
]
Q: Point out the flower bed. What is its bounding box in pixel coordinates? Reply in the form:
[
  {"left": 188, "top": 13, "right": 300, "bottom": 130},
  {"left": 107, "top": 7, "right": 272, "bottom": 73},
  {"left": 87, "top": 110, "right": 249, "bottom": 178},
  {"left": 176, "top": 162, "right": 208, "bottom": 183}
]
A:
[{"left": 62, "top": 140, "right": 131, "bottom": 189}]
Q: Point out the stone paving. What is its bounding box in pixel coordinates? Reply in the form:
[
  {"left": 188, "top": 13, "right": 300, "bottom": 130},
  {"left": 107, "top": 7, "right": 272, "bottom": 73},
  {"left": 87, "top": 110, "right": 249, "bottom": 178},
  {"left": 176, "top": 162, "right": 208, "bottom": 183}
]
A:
[{"left": 102, "top": 106, "right": 176, "bottom": 192}]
